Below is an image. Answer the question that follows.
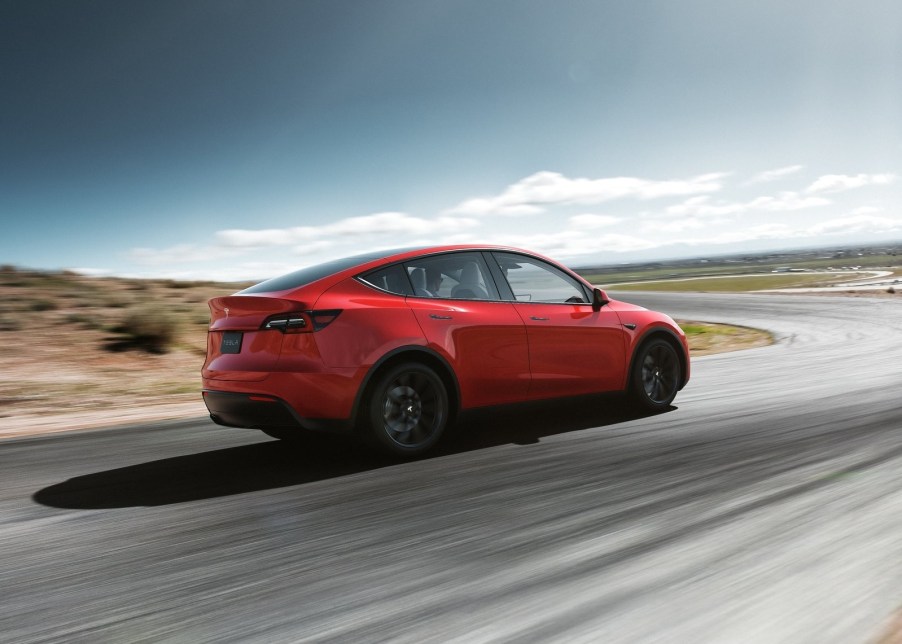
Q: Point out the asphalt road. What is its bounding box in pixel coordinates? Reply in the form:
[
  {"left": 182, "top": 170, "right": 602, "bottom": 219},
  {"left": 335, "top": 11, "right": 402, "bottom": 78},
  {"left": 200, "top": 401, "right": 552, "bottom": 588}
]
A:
[{"left": 3, "top": 293, "right": 902, "bottom": 643}]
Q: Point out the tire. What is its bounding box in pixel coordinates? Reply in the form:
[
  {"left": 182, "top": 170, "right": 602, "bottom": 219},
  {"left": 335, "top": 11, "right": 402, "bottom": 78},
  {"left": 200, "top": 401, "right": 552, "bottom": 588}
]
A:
[
  {"left": 365, "top": 362, "right": 449, "bottom": 457},
  {"left": 629, "top": 338, "right": 681, "bottom": 411}
]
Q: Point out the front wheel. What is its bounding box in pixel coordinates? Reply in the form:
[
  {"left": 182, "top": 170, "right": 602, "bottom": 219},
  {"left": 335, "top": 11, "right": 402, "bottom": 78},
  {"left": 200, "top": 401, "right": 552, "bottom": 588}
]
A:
[
  {"left": 629, "top": 338, "right": 682, "bottom": 411},
  {"left": 365, "top": 362, "right": 449, "bottom": 457}
]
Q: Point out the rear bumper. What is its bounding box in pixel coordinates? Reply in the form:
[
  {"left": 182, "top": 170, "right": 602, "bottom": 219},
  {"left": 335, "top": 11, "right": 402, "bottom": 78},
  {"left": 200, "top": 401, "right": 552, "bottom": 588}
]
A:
[{"left": 202, "top": 390, "right": 349, "bottom": 432}]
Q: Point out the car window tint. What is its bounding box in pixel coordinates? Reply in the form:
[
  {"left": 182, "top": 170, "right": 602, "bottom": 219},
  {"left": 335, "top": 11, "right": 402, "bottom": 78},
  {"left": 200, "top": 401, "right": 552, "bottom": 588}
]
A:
[
  {"left": 404, "top": 252, "right": 499, "bottom": 300},
  {"left": 240, "top": 248, "right": 414, "bottom": 294},
  {"left": 359, "top": 264, "right": 413, "bottom": 295},
  {"left": 492, "top": 252, "right": 587, "bottom": 303}
]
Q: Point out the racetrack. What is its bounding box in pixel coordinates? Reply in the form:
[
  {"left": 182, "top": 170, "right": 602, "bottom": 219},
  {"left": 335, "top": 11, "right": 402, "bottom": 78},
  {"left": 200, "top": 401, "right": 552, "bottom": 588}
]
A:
[{"left": 3, "top": 293, "right": 902, "bottom": 642}]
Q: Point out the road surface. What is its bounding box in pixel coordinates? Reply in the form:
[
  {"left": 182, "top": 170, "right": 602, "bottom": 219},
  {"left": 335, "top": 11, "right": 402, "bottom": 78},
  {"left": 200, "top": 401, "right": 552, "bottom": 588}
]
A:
[{"left": 2, "top": 293, "right": 902, "bottom": 642}]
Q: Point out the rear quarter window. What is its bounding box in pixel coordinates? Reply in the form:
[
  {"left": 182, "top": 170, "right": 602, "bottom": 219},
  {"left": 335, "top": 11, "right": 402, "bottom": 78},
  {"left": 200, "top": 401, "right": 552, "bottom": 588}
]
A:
[{"left": 358, "top": 264, "right": 413, "bottom": 296}]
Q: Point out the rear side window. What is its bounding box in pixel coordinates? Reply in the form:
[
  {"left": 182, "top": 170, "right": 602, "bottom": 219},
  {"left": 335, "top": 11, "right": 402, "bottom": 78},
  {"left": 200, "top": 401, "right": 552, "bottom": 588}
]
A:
[
  {"left": 404, "top": 252, "right": 500, "bottom": 300},
  {"left": 359, "top": 264, "right": 413, "bottom": 296}
]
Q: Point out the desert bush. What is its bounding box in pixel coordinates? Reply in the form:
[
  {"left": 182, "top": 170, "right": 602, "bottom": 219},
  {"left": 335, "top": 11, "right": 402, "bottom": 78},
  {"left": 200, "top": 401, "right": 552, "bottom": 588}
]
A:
[
  {"left": 113, "top": 307, "right": 178, "bottom": 354},
  {"left": 0, "top": 316, "right": 22, "bottom": 332},
  {"left": 888, "top": 286, "right": 896, "bottom": 294},
  {"left": 29, "top": 299, "right": 58, "bottom": 312}
]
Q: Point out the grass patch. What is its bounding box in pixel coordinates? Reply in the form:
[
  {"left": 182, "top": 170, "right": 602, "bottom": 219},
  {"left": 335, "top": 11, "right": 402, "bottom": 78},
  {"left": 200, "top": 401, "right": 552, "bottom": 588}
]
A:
[
  {"left": 613, "top": 273, "right": 861, "bottom": 292},
  {"left": 679, "top": 320, "right": 773, "bottom": 355}
]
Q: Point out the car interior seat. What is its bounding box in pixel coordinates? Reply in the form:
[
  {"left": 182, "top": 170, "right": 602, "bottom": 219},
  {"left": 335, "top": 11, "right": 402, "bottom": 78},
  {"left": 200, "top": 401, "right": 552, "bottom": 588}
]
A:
[
  {"left": 450, "top": 262, "right": 489, "bottom": 299},
  {"left": 409, "top": 268, "right": 432, "bottom": 297}
]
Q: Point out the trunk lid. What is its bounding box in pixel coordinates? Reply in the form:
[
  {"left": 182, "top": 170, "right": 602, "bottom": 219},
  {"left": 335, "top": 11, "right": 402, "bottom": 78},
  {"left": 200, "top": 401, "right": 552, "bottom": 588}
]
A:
[{"left": 203, "top": 295, "right": 308, "bottom": 381}]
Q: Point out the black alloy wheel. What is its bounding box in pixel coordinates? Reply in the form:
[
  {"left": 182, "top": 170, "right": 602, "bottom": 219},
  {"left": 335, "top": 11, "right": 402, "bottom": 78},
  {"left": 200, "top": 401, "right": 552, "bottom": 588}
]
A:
[
  {"left": 631, "top": 338, "right": 681, "bottom": 410},
  {"left": 368, "top": 362, "right": 449, "bottom": 456}
]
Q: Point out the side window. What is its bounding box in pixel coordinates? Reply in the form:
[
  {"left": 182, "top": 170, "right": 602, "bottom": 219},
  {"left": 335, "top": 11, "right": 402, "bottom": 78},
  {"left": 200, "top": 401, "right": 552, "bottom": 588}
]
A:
[
  {"left": 359, "top": 264, "right": 413, "bottom": 296},
  {"left": 404, "top": 252, "right": 500, "bottom": 300},
  {"left": 492, "top": 253, "right": 588, "bottom": 304}
]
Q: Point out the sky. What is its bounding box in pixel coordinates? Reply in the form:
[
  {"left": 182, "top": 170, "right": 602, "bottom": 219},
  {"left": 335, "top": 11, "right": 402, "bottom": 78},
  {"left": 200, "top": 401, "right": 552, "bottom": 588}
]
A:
[{"left": 2, "top": 0, "right": 901, "bottom": 280}]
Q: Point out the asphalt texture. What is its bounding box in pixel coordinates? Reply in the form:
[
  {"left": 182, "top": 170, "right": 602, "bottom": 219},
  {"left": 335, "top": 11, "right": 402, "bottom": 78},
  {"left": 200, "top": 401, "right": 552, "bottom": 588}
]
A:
[{"left": 2, "top": 293, "right": 902, "bottom": 643}]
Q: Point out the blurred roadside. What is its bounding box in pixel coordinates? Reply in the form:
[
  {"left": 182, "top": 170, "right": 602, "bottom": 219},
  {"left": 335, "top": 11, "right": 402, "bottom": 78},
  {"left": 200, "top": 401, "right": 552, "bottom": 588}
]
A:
[{"left": 1, "top": 267, "right": 771, "bottom": 441}]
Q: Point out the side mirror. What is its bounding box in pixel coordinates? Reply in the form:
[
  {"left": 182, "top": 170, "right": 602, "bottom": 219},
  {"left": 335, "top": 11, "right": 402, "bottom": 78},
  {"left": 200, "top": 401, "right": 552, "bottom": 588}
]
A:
[{"left": 592, "top": 288, "right": 610, "bottom": 312}]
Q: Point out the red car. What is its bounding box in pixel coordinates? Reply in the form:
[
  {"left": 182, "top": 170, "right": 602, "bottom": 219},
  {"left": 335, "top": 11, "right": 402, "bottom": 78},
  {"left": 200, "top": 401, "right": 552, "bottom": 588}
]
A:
[{"left": 202, "top": 245, "right": 689, "bottom": 456}]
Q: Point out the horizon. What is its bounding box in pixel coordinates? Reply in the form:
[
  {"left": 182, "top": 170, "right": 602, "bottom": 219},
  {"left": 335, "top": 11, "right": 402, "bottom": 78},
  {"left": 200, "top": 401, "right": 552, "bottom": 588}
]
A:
[
  {"left": 2, "top": 2, "right": 900, "bottom": 281},
  {"left": 4, "top": 238, "right": 900, "bottom": 284}
]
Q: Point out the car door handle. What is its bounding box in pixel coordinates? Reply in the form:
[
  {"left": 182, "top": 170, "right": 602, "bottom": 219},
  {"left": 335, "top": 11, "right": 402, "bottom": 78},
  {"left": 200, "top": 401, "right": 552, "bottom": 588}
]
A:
[
  {"left": 530, "top": 316, "right": 549, "bottom": 321},
  {"left": 429, "top": 314, "right": 453, "bottom": 320}
]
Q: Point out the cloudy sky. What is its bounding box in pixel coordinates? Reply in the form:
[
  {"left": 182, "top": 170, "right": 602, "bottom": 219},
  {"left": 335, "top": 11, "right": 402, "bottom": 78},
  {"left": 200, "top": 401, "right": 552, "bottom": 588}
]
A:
[{"left": 2, "top": 0, "right": 900, "bottom": 280}]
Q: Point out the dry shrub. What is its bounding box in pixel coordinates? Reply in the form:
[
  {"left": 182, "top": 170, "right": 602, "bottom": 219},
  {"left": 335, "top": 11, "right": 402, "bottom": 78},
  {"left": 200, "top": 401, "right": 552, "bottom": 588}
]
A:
[{"left": 112, "top": 306, "right": 178, "bottom": 354}]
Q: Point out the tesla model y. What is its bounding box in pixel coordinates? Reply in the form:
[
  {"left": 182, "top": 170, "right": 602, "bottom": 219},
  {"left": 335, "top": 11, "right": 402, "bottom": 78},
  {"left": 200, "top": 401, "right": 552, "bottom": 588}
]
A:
[{"left": 202, "top": 245, "right": 689, "bottom": 456}]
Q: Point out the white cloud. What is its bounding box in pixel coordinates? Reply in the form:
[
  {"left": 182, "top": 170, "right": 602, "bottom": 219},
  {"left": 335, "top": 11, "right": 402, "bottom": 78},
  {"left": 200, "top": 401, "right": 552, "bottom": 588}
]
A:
[
  {"left": 445, "top": 170, "right": 727, "bottom": 216},
  {"left": 677, "top": 223, "right": 798, "bottom": 247},
  {"left": 216, "top": 227, "right": 319, "bottom": 248},
  {"left": 122, "top": 165, "right": 902, "bottom": 280},
  {"left": 642, "top": 217, "right": 709, "bottom": 233},
  {"left": 68, "top": 267, "right": 114, "bottom": 277},
  {"left": 808, "top": 214, "right": 902, "bottom": 236},
  {"left": 805, "top": 173, "right": 896, "bottom": 194},
  {"left": 744, "top": 165, "right": 804, "bottom": 185},
  {"left": 664, "top": 192, "right": 830, "bottom": 217},
  {"left": 568, "top": 214, "right": 621, "bottom": 229},
  {"left": 749, "top": 193, "right": 833, "bottom": 212},
  {"left": 129, "top": 212, "right": 483, "bottom": 276},
  {"left": 217, "top": 212, "right": 481, "bottom": 248},
  {"left": 289, "top": 240, "right": 336, "bottom": 256},
  {"left": 494, "top": 230, "right": 659, "bottom": 259}
]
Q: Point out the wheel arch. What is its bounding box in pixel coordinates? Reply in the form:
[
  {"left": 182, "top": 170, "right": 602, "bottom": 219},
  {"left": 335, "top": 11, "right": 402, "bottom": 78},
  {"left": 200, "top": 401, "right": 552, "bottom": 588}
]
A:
[
  {"left": 351, "top": 346, "right": 461, "bottom": 429},
  {"left": 627, "top": 327, "right": 689, "bottom": 392}
]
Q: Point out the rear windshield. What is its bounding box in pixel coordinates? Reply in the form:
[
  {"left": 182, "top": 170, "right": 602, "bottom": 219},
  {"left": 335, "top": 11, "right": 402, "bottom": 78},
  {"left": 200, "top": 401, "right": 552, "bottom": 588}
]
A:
[{"left": 240, "top": 248, "right": 412, "bottom": 294}]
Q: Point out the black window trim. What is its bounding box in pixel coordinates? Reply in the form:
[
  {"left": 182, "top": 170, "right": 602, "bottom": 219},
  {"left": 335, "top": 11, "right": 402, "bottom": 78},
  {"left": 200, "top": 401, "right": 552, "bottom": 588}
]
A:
[
  {"left": 357, "top": 249, "right": 513, "bottom": 303},
  {"left": 355, "top": 248, "right": 594, "bottom": 305}
]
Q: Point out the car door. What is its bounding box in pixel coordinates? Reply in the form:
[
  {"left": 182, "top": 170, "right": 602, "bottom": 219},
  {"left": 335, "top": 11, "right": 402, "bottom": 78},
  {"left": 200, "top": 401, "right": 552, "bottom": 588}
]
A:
[
  {"left": 489, "top": 251, "right": 628, "bottom": 399},
  {"left": 403, "top": 252, "right": 530, "bottom": 409}
]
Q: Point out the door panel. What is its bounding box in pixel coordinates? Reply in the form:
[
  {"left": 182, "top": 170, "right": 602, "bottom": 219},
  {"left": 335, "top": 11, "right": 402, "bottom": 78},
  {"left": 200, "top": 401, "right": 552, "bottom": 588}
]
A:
[
  {"left": 489, "top": 251, "right": 628, "bottom": 398},
  {"left": 407, "top": 299, "right": 530, "bottom": 408},
  {"left": 512, "top": 303, "right": 627, "bottom": 398}
]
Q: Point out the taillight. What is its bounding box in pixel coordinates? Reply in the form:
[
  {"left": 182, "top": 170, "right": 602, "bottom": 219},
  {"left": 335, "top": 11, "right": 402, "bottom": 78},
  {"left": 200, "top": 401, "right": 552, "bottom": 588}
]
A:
[
  {"left": 261, "top": 310, "right": 341, "bottom": 333},
  {"left": 262, "top": 313, "right": 310, "bottom": 333}
]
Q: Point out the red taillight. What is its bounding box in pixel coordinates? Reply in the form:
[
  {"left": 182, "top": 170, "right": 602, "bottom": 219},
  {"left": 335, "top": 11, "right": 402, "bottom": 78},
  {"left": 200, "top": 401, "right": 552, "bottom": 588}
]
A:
[
  {"left": 262, "top": 312, "right": 311, "bottom": 333},
  {"left": 261, "top": 309, "right": 341, "bottom": 333}
]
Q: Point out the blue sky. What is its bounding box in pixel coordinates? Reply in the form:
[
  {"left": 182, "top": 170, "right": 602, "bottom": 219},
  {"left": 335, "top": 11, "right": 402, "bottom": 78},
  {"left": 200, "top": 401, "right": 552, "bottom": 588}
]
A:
[{"left": 2, "top": 0, "right": 900, "bottom": 280}]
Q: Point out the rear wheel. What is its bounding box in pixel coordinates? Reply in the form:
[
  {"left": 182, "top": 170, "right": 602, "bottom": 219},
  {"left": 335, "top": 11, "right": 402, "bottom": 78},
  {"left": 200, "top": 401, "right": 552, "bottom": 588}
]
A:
[
  {"left": 630, "top": 338, "right": 681, "bottom": 410},
  {"left": 366, "top": 362, "right": 449, "bottom": 457}
]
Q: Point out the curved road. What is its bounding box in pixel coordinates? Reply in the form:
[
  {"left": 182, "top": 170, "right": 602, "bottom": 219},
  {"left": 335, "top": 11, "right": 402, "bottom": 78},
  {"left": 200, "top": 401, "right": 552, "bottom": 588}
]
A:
[{"left": 3, "top": 293, "right": 902, "bottom": 642}]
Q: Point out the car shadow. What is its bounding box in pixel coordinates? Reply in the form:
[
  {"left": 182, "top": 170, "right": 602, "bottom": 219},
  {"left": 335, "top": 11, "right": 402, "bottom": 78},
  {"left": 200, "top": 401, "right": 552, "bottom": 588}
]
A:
[{"left": 33, "top": 394, "right": 672, "bottom": 509}]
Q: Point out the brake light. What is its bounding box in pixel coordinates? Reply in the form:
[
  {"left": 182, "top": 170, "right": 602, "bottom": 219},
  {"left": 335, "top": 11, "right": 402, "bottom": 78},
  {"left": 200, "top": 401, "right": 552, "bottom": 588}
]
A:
[
  {"left": 261, "top": 310, "right": 341, "bottom": 333},
  {"left": 263, "top": 313, "right": 310, "bottom": 332}
]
